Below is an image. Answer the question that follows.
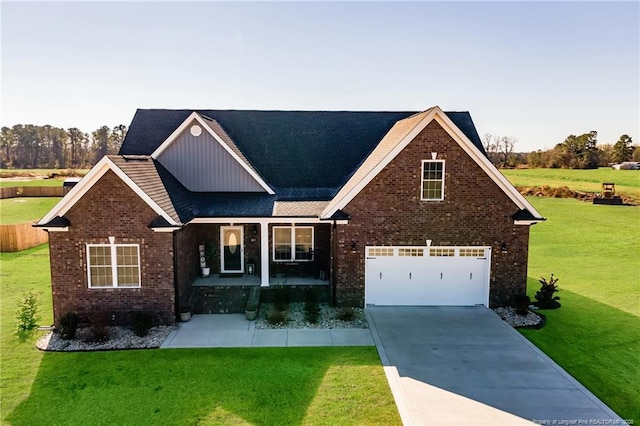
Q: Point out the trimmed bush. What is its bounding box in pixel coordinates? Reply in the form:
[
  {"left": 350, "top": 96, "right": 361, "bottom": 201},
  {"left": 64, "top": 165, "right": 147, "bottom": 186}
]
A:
[
  {"left": 267, "top": 308, "right": 287, "bottom": 326},
  {"left": 131, "top": 312, "right": 154, "bottom": 337},
  {"left": 304, "top": 288, "right": 320, "bottom": 324},
  {"left": 273, "top": 287, "right": 291, "bottom": 311},
  {"left": 513, "top": 295, "right": 531, "bottom": 316},
  {"left": 337, "top": 306, "right": 355, "bottom": 322},
  {"left": 59, "top": 312, "right": 79, "bottom": 340}
]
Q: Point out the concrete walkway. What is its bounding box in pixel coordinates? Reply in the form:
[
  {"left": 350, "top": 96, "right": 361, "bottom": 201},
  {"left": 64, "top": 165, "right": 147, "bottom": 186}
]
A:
[
  {"left": 160, "top": 314, "right": 374, "bottom": 348},
  {"left": 367, "top": 306, "right": 626, "bottom": 426}
]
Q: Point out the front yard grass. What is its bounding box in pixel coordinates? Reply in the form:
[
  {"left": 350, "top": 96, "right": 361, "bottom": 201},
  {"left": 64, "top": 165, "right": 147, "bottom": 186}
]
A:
[
  {"left": 501, "top": 168, "right": 640, "bottom": 203},
  {"left": 0, "top": 197, "right": 61, "bottom": 224},
  {"left": 1, "top": 245, "right": 400, "bottom": 425},
  {"left": 521, "top": 197, "right": 639, "bottom": 421}
]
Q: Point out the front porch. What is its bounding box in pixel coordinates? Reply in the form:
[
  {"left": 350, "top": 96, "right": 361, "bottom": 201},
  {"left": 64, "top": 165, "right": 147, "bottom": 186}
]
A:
[{"left": 192, "top": 274, "right": 329, "bottom": 287}]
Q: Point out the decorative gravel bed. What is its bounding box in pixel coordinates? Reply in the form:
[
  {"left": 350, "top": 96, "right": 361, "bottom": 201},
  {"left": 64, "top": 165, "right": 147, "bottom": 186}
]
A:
[
  {"left": 494, "top": 307, "right": 544, "bottom": 328},
  {"left": 36, "top": 325, "right": 175, "bottom": 352},
  {"left": 255, "top": 302, "right": 368, "bottom": 329}
]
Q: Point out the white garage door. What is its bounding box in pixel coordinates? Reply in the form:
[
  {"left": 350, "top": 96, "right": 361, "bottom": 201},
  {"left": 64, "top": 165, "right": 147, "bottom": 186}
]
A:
[{"left": 365, "top": 246, "right": 491, "bottom": 306}]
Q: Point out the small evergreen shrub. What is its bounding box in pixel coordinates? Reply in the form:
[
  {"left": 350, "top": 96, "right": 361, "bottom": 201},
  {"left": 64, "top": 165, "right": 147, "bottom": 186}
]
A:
[
  {"left": 337, "top": 306, "right": 355, "bottom": 322},
  {"left": 272, "top": 287, "right": 290, "bottom": 311},
  {"left": 304, "top": 288, "right": 320, "bottom": 324},
  {"left": 132, "top": 312, "right": 154, "bottom": 337},
  {"left": 513, "top": 295, "right": 531, "bottom": 316},
  {"left": 59, "top": 312, "right": 79, "bottom": 340},
  {"left": 535, "top": 274, "right": 561, "bottom": 309},
  {"left": 87, "top": 314, "right": 110, "bottom": 343},
  {"left": 16, "top": 291, "right": 40, "bottom": 335},
  {"left": 267, "top": 308, "right": 287, "bottom": 326}
]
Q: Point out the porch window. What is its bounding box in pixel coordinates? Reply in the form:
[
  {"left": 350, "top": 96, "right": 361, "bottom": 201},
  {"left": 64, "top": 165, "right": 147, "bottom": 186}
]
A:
[
  {"left": 87, "top": 244, "right": 141, "bottom": 288},
  {"left": 273, "top": 226, "right": 314, "bottom": 262},
  {"left": 421, "top": 160, "right": 445, "bottom": 200}
]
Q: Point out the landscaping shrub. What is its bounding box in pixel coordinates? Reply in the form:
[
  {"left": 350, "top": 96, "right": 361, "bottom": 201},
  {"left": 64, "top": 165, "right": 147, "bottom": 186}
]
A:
[
  {"left": 513, "top": 295, "right": 531, "bottom": 316},
  {"left": 58, "top": 312, "right": 79, "bottom": 340},
  {"left": 87, "top": 315, "right": 110, "bottom": 343},
  {"left": 304, "top": 288, "right": 320, "bottom": 324},
  {"left": 272, "top": 287, "right": 290, "bottom": 311},
  {"left": 131, "top": 312, "right": 154, "bottom": 337},
  {"left": 337, "top": 306, "right": 355, "bottom": 322},
  {"left": 266, "top": 308, "right": 287, "bottom": 326},
  {"left": 535, "top": 274, "right": 561, "bottom": 309},
  {"left": 16, "top": 291, "right": 40, "bottom": 335}
]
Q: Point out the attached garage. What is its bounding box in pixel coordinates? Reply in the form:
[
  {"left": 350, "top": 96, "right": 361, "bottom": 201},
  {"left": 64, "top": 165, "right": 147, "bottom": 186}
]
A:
[{"left": 365, "top": 246, "right": 491, "bottom": 306}]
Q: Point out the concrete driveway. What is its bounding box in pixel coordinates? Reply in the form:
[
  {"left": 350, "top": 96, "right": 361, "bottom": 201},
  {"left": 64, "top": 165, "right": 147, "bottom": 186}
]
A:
[{"left": 367, "top": 306, "right": 625, "bottom": 425}]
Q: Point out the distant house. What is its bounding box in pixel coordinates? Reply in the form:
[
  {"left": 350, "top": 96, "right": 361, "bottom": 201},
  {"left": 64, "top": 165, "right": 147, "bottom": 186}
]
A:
[{"left": 36, "top": 106, "right": 544, "bottom": 325}]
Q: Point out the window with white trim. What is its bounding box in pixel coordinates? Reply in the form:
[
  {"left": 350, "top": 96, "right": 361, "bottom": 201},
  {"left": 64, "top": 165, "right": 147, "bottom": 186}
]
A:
[
  {"left": 273, "top": 226, "right": 314, "bottom": 262},
  {"left": 421, "top": 160, "right": 445, "bottom": 200},
  {"left": 87, "top": 244, "right": 141, "bottom": 288}
]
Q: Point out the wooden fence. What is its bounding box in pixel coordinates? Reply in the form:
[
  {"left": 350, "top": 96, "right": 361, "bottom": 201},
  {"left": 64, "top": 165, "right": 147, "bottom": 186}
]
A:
[
  {"left": 0, "top": 221, "right": 48, "bottom": 252},
  {"left": 0, "top": 186, "right": 64, "bottom": 199}
]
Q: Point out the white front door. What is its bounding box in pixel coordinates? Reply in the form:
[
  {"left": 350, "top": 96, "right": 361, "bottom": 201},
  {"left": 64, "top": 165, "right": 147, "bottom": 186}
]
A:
[{"left": 220, "top": 226, "right": 244, "bottom": 273}]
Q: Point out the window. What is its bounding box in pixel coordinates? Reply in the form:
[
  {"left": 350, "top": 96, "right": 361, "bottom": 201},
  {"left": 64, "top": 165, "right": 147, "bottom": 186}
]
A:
[
  {"left": 399, "top": 248, "right": 424, "bottom": 256},
  {"left": 429, "top": 248, "right": 455, "bottom": 257},
  {"left": 421, "top": 160, "right": 445, "bottom": 200},
  {"left": 273, "top": 226, "right": 314, "bottom": 262},
  {"left": 87, "top": 244, "right": 140, "bottom": 288},
  {"left": 368, "top": 247, "right": 394, "bottom": 257}
]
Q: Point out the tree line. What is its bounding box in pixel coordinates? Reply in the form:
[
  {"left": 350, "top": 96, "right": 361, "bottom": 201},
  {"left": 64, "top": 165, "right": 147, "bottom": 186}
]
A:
[
  {"left": 484, "top": 132, "right": 639, "bottom": 169},
  {"left": 0, "top": 124, "right": 127, "bottom": 169},
  {"left": 1, "top": 122, "right": 637, "bottom": 171}
]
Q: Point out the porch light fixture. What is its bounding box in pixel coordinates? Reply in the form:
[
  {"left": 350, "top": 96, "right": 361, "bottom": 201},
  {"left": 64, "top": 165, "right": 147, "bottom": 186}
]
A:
[
  {"left": 252, "top": 225, "right": 258, "bottom": 235},
  {"left": 350, "top": 240, "right": 357, "bottom": 253},
  {"left": 501, "top": 243, "right": 508, "bottom": 254}
]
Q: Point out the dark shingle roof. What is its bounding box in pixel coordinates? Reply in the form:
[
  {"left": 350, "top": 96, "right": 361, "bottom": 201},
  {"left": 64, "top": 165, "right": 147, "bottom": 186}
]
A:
[{"left": 120, "top": 109, "right": 486, "bottom": 191}]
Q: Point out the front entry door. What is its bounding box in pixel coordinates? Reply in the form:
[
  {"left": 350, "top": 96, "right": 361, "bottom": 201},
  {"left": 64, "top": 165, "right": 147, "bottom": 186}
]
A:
[{"left": 221, "top": 226, "right": 244, "bottom": 273}]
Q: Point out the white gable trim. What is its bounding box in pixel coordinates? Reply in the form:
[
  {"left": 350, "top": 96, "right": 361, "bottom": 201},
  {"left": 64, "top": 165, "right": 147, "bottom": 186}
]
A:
[
  {"left": 321, "top": 106, "right": 543, "bottom": 221},
  {"left": 150, "top": 112, "right": 274, "bottom": 195},
  {"left": 36, "top": 156, "right": 178, "bottom": 227}
]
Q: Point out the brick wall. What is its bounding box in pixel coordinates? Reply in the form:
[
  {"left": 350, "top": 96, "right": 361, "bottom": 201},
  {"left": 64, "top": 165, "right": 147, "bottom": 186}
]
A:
[
  {"left": 48, "top": 170, "right": 176, "bottom": 325},
  {"left": 334, "top": 120, "right": 531, "bottom": 307}
]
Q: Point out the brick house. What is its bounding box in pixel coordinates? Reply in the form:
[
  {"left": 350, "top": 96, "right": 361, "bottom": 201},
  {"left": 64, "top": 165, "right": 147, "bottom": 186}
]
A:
[{"left": 36, "top": 106, "right": 544, "bottom": 325}]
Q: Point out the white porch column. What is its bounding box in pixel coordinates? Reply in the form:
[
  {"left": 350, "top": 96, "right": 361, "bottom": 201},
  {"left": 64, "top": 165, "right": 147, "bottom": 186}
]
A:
[{"left": 260, "top": 221, "right": 269, "bottom": 287}]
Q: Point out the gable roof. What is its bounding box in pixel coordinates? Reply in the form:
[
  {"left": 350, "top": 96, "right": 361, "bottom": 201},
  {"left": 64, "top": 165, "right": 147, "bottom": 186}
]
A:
[
  {"left": 121, "top": 109, "right": 486, "bottom": 194},
  {"left": 150, "top": 112, "right": 274, "bottom": 194},
  {"left": 322, "top": 107, "right": 543, "bottom": 221},
  {"left": 36, "top": 156, "right": 183, "bottom": 228}
]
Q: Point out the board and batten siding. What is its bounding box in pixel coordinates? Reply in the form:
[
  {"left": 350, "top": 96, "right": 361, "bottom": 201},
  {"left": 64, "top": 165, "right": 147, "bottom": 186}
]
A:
[{"left": 157, "top": 127, "right": 266, "bottom": 192}]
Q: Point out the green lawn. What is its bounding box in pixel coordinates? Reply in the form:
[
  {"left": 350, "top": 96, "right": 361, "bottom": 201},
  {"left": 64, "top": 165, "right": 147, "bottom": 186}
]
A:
[
  {"left": 0, "top": 197, "right": 61, "bottom": 224},
  {"left": 0, "top": 179, "right": 67, "bottom": 188},
  {"left": 0, "top": 246, "right": 400, "bottom": 425},
  {"left": 502, "top": 168, "right": 640, "bottom": 202},
  {"left": 521, "top": 197, "right": 640, "bottom": 420}
]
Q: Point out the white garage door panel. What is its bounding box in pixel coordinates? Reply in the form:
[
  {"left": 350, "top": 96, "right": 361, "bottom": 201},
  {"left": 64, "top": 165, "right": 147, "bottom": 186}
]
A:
[{"left": 365, "top": 246, "right": 490, "bottom": 307}]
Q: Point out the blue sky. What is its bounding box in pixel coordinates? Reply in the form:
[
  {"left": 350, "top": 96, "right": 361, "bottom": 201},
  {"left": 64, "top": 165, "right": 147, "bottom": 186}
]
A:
[{"left": 2, "top": 1, "right": 638, "bottom": 151}]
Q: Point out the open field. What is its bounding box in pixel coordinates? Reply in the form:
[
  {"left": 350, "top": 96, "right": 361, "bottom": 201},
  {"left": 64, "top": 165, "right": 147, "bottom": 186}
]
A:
[
  {"left": 0, "top": 168, "right": 88, "bottom": 178},
  {"left": 0, "top": 197, "right": 61, "bottom": 224},
  {"left": 0, "top": 178, "right": 67, "bottom": 188},
  {"left": 502, "top": 168, "right": 640, "bottom": 203},
  {"left": 0, "top": 245, "right": 400, "bottom": 425},
  {"left": 521, "top": 197, "right": 639, "bottom": 421}
]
